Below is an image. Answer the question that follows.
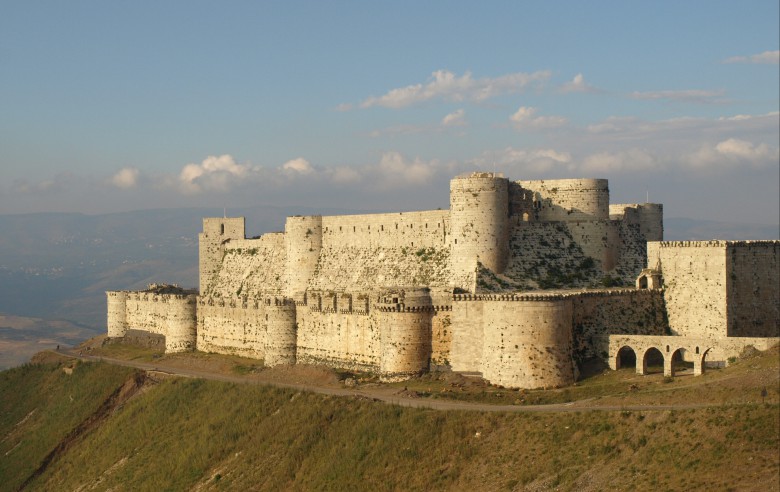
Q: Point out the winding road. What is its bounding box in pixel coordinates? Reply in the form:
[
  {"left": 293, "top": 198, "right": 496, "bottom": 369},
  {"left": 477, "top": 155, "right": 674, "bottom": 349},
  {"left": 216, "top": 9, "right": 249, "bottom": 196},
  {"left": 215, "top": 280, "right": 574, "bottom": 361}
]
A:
[{"left": 62, "top": 351, "right": 747, "bottom": 414}]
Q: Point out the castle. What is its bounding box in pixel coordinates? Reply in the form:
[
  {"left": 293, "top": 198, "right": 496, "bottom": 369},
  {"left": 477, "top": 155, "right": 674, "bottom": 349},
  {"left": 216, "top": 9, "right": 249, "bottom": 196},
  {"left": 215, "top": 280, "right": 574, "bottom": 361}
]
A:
[{"left": 106, "top": 173, "right": 780, "bottom": 389}]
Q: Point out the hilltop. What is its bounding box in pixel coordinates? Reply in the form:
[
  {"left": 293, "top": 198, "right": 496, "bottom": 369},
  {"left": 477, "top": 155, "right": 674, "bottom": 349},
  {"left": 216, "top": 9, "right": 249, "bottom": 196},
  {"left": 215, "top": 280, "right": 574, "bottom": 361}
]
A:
[{"left": 1, "top": 343, "right": 777, "bottom": 491}]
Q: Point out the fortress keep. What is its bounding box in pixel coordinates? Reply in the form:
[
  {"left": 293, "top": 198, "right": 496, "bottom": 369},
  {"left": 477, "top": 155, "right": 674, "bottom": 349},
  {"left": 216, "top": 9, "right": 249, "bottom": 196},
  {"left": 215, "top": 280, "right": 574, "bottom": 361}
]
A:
[{"left": 107, "top": 173, "right": 779, "bottom": 388}]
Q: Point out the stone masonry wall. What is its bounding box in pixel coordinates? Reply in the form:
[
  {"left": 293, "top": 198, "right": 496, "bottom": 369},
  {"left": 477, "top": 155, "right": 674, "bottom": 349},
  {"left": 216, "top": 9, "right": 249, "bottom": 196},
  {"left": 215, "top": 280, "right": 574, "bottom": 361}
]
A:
[
  {"left": 196, "top": 300, "right": 266, "bottom": 359},
  {"left": 648, "top": 241, "right": 729, "bottom": 339},
  {"left": 572, "top": 289, "right": 668, "bottom": 360},
  {"left": 123, "top": 292, "right": 197, "bottom": 352},
  {"left": 207, "top": 233, "right": 287, "bottom": 298},
  {"left": 726, "top": 241, "right": 779, "bottom": 337},
  {"left": 480, "top": 298, "right": 576, "bottom": 389},
  {"left": 517, "top": 178, "right": 609, "bottom": 222},
  {"left": 295, "top": 292, "right": 380, "bottom": 371},
  {"left": 199, "top": 217, "right": 246, "bottom": 294}
]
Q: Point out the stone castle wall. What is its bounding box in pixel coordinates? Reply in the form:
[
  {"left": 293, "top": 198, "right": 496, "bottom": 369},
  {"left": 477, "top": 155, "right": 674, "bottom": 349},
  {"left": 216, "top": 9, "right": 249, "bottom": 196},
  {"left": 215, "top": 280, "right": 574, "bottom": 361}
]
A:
[
  {"left": 726, "top": 241, "right": 779, "bottom": 337},
  {"left": 196, "top": 300, "right": 266, "bottom": 359},
  {"left": 115, "top": 291, "right": 197, "bottom": 353},
  {"left": 207, "top": 233, "right": 287, "bottom": 299},
  {"left": 199, "top": 217, "right": 246, "bottom": 294},
  {"left": 107, "top": 173, "right": 780, "bottom": 390},
  {"left": 449, "top": 289, "right": 667, "bottom": 388},
  {"left": 647, "top": 241, "right": 728, "bottom": 339},
  {"left": 572, "top": 289, "right": 668, "bottom": 359},
  {"left": 295, "top": 293, "right": 380, "bottom": 371},
  {"left": 517, "top": 178, "right": 610, "bottom": 222}
]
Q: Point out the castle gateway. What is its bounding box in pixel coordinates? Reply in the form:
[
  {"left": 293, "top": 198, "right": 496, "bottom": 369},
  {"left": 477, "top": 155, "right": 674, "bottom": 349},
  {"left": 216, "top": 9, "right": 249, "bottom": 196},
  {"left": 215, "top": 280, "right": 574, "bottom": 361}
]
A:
[{"left": 107, "top": 173, "right": 780, "bottom": 389}]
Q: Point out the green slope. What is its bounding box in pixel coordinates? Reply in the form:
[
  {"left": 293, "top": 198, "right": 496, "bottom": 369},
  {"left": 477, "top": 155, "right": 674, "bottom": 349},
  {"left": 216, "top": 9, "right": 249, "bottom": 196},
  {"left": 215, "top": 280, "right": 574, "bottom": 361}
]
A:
[{"left": 1, "top": 357, "right": 778, "bottom": 491}]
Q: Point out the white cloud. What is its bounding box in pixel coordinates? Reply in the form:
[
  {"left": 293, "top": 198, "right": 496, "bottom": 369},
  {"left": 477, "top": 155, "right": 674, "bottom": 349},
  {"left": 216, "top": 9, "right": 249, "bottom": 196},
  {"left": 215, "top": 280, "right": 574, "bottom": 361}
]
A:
[
  {"left": 629, "top": 89, "right": 727, "bottom": 104},
  {"left": 581, "top": 149, "right": 659, "bottom": 173},
  {"left": 282, "top": 157, "right": 314, "bottom": 175},
  {"left": 178, "top": 154, "right": 249, "bottom": 193},
  {"left": 376, "top": 152, "right": 437, "bottom": 185},
  {"left": 110, "top": 167, "right": 140, "bottom": 189},
  {"left": 560, "top": 73, "right": 600, "bottom": 93},
  {"left": 688, "top": 138, "right": 779, "bottom": 169},
  {"left": 510, "top": 106, "right": 567, "bottom": 130},
  {"left": 354, "top": 69, "right": 551, "bottom": 109},
  {"left": 474, "top": 147, "right": 573, "bottom": 175},
  {"left": 328, "top": 166, "right": 362, "bottom": 184},
  {"left": 442, "top": 109, "right": 467, "bottom": 127},
  {"left": 723, "top": 50, "right": 780, "bottom": 64}
]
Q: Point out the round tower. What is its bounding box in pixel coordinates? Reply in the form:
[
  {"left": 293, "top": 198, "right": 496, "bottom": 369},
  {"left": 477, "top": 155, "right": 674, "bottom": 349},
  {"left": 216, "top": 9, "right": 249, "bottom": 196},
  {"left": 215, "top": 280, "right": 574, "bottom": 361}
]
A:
[
  {"left": 264, "top": 298, "right": 297, "bottom": 366},
  {"left": 106, "top": 291, "right": 129, "bottom": 338},
  {"left": 378, "top": 288, "right": 433, "bottom": 380},
  {"left": 285, "top": 215, "right": 323, "bottom": 298},
  {"left": 637, "top": 203, "right": 663, "bottom": 242},
  {"left": 481, "top": 298, "right": 575, "bottom": 389},
  {"left": 164, "top": 294, "right": 198, "bottom": 353},
  {"left": 449, "top": 173, "right": 510, "bottom": 291}
]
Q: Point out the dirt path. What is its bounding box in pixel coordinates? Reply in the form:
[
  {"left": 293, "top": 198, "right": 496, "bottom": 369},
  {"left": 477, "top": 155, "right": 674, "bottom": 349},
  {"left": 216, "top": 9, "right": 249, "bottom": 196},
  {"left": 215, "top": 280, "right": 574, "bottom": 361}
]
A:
[{"left": 56, "top": 351, "right": 750, "bottom": 414}]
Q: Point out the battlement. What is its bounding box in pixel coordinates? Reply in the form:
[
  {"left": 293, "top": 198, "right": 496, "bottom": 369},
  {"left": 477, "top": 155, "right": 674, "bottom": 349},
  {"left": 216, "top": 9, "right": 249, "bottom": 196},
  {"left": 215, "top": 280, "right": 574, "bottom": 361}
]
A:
[
  {"left": 654, "top": 240, "right": 779, "bottom": 248},
  {"left": 452, "top": 287, "right": 657, "bottom": 302}
]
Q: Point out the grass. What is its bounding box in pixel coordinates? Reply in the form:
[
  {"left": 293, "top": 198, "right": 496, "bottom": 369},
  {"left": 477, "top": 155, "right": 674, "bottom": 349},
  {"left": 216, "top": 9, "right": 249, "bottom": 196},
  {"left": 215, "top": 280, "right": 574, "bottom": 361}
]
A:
[
  {"left": 4, "top": 345, "right": 775, "bottom": 490},
  {"left": 0, "top": 360, "right": 138, "bottom": 491}
]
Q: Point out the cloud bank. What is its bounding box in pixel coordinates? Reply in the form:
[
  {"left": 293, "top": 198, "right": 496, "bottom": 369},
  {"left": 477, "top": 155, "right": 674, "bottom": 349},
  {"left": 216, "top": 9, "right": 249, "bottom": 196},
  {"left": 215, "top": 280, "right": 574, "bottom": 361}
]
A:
[{"left": 344, "top": 69, "right": 551, "bottom": 109}]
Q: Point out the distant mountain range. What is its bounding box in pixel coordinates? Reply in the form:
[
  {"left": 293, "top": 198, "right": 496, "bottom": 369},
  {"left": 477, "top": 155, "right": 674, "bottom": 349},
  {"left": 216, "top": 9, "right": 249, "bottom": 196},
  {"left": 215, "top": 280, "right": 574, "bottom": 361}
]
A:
[{"left": 0, "top": 207, "right": 776, "bottom": 367}]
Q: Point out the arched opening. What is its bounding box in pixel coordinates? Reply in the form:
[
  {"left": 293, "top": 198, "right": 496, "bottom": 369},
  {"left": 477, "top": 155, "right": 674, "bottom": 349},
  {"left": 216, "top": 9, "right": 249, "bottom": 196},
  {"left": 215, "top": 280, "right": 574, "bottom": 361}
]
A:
[
  {"left": 670, "top": 348, "right": 693, "bottom": 376},
  {"left": 220, "top": 223, "right": 225, "bottom": 235},
  {"left": 615, "top": 346, "right": 637, "bottom": 370},
  {"left": 638, "top": 276, "right": 648, "bottom": 289},
  {"left": 642, "top": 347, "right": 665, "bottom": 375},
  {"left": 522, "top": 212, "right": 529, "bottom": 222},
  {"left": 701, "top": 348, "right": 720, "bottom": 371}
]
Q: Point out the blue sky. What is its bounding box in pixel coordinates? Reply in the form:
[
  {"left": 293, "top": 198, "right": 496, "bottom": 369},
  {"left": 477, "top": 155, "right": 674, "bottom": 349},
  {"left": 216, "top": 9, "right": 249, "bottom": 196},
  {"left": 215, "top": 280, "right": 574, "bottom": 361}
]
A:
[{"left": 1, "top": 1, "right": 778, "bottom": 225}]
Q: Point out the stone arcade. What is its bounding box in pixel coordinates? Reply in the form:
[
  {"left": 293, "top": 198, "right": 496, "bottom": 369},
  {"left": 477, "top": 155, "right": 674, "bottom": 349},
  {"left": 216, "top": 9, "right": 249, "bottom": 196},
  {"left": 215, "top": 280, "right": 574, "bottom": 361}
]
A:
[{"left": 107, "top": 173, "right": 780, "bottom": 389}]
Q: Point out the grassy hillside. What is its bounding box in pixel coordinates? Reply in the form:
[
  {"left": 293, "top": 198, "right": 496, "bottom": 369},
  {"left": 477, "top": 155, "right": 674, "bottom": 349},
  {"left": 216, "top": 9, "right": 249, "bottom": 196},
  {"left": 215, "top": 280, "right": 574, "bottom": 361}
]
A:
[{"left": 2, "top": 350, "right": 778, "bottom": 491}]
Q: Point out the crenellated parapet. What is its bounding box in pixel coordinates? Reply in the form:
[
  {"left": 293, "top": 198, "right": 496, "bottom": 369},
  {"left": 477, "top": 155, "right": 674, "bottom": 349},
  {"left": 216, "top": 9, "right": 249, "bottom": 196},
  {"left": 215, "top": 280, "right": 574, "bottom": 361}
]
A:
[
  {"left": 452, "top": 288, "right": 659, "bottom": 303},
  {"left": 303, "top": 290, "right": 371, "bottom": 316}
]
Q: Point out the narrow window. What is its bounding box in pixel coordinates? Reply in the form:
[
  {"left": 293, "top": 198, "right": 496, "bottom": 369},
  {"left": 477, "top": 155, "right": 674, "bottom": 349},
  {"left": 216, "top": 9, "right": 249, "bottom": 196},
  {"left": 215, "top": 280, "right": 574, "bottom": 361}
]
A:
[
  {"left": 220, "top": 224, "right": 225, "bottom": 235},
  {"left": 381, "top": 225, "right": 384, "bottom": 231}
]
